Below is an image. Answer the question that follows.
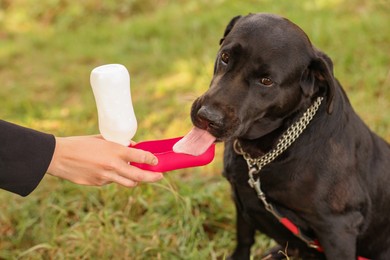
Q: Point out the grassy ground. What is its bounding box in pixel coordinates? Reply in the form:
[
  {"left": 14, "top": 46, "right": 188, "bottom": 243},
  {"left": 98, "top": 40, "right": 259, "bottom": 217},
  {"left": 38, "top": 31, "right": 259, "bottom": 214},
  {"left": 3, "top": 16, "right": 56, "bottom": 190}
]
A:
[{"left": 0, "top": 0, "right": 389, "bottom": 259}]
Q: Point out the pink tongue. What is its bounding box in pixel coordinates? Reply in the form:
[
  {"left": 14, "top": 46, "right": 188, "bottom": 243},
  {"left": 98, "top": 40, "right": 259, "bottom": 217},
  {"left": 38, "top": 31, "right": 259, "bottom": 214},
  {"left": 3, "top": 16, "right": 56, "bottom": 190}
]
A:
[{"left": 173, "top": 127, "right": 216, "bottom": 156}]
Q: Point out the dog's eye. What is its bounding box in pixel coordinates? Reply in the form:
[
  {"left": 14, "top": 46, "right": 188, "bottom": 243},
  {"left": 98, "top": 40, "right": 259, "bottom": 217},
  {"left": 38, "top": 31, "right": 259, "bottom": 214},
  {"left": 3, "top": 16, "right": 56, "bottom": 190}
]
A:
[
  {"left": 260, "top": 77, "right": 273, "bottom": 86},
  {"left": 221, "top": 52, "right": 230, "bottom": 64}
]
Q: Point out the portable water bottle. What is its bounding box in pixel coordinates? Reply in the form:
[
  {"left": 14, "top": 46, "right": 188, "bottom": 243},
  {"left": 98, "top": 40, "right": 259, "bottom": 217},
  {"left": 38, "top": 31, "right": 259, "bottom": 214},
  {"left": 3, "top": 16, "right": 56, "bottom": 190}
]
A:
[
  {"left": 90, "top": 64, "right": 137, "bottom": 146},
  {"left": 90, "top": 64, "right": 215, "bottom": 172}
]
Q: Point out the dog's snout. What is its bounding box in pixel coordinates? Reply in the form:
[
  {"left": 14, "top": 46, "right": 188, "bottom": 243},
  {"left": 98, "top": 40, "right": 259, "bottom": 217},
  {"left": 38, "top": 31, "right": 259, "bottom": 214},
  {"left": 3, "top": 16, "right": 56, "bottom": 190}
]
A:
[{"left": 197, "top": 106, "right": 224, "bottom": 130}]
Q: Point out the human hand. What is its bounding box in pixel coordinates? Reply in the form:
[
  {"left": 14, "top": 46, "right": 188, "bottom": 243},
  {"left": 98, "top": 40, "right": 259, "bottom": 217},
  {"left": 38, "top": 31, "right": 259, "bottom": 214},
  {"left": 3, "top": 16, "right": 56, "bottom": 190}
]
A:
[{"left": 47, "top": 135, "right": 163, "bottom": 187}]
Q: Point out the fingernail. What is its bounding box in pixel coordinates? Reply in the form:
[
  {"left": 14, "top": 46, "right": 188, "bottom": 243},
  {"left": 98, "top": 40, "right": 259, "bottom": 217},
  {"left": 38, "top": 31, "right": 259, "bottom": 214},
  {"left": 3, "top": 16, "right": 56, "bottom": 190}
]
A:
[{"left": 152, "top": 157, "right": 158, "bottom": 165}]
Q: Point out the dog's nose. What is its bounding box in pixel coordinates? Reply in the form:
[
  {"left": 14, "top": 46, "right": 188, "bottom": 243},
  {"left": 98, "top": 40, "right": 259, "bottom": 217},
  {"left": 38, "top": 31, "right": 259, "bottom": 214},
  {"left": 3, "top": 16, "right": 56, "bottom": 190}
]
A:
[{"left": 197, "top": 106, "right": 224, "bottom": 130}]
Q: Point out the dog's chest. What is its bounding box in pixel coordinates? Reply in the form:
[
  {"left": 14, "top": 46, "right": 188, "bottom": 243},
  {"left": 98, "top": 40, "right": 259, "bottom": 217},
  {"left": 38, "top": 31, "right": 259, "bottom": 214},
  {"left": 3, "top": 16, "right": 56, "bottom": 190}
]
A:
[
  {"left": 223, "top": 146, "right": 313, "bottom": 229},
  {"left": 223, "top": 146, "right": 296, "bottom": 205},
  {"left": 223, "top": 147, "right": 276, "bottom": 213}
]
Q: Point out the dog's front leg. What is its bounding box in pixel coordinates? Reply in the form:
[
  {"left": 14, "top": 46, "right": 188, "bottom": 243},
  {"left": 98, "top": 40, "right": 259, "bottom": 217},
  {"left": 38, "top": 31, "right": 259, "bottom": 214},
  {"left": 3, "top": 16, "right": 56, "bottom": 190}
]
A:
[
  {"left": 314, "top": 212, "right": 363, "bottom": 260},
  {"left": 228, "top": 202, "right": 256, "bottom": 260},
  {"left": 317, "top": 231, "right": 357, "bottom": 260}
]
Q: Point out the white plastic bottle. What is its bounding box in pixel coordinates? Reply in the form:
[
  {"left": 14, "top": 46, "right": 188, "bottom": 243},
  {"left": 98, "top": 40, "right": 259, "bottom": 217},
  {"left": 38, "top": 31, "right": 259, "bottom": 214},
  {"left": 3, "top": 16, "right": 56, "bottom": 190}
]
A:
[{"left": 90, "top": 64, "right": 137, "bottom": 146}]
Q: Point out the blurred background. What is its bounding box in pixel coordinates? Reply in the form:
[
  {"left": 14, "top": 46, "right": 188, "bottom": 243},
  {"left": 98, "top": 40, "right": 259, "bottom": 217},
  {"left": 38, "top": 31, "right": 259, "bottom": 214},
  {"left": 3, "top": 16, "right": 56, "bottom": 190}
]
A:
[{"left": 0, "top": 0, "right": 389, "bottom": 259}]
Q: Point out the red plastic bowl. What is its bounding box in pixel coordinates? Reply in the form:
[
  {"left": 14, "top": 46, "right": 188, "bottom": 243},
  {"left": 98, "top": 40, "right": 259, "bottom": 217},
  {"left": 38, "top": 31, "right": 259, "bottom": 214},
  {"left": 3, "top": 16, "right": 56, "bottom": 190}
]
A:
[{"left": 130, "top": 137, "right": 215, "bottom": 172}]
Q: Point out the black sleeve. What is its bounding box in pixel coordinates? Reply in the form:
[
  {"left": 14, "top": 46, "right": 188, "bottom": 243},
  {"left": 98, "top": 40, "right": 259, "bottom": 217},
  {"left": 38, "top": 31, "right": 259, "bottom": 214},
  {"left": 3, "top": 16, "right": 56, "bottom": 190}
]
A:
[{"left": 0, "top": 120, "right": 56, "bottom": 196}]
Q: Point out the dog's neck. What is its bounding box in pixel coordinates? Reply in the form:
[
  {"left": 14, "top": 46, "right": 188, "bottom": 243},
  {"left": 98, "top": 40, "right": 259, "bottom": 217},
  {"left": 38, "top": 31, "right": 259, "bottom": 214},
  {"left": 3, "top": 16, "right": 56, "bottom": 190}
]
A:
[
  {"left": 237, "top": 96, "right": 325, "bottom": 158},
  {"left": 237, "top": 128, "right": 283, "bottom": 157}
]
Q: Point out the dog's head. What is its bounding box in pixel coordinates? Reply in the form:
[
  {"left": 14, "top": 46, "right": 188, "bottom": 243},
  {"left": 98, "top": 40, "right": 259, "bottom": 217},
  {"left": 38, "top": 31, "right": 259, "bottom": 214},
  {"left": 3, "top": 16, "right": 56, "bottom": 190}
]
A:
[{"left": 191, "top": 13, "right": 336, "bottom": 141}]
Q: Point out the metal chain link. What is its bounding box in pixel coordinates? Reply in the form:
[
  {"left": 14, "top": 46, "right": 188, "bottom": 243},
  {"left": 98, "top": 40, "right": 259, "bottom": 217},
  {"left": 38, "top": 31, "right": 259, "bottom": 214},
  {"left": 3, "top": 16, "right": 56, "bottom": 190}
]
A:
[{"left": 235, "top": 96, "right": 323, "bottom": 172}]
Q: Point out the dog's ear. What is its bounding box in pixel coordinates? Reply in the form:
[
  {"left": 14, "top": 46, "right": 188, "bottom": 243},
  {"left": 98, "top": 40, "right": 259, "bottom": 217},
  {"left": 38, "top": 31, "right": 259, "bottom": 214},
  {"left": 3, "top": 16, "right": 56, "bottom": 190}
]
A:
[
  {"left": 220, "top": 15, "right": 242, "bottom": 45},
  {"left": 300, "top": 51, "right": 336, "bottom": 114}
]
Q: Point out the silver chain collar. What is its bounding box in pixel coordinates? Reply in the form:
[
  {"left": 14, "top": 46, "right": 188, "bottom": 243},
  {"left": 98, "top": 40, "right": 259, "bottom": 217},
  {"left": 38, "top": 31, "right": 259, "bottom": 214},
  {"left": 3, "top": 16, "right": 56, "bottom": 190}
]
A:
[{"left": 233, "top": 96, "right": 324, "bottom": 217}]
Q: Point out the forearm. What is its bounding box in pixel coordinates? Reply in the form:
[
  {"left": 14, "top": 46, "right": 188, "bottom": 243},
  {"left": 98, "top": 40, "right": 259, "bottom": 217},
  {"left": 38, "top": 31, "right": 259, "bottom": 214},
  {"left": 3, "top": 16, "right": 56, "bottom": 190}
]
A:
[{"left": 0, "top": 120, "right": 55, "bottom": 196}]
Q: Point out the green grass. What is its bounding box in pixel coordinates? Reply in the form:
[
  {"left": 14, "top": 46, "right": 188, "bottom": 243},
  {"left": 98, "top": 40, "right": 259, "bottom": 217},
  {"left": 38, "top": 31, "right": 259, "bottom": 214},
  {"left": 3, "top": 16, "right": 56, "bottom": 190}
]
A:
[{"left": 0, "top": 0, "right": 389, "bottom": 259}]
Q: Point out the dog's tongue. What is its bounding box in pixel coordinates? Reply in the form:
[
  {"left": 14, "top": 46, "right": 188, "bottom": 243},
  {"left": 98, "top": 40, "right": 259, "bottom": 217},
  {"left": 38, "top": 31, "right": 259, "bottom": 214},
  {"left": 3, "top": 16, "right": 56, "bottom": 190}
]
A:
[{"left": 173, "top": 127, "right": 216, "bottom": 156}]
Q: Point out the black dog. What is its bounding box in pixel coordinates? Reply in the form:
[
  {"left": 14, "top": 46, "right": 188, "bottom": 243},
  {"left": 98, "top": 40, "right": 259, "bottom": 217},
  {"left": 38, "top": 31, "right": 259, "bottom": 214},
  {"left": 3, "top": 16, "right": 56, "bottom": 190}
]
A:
[{"left": 189, "top": 13, "right": 390, "bottom": 259}]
